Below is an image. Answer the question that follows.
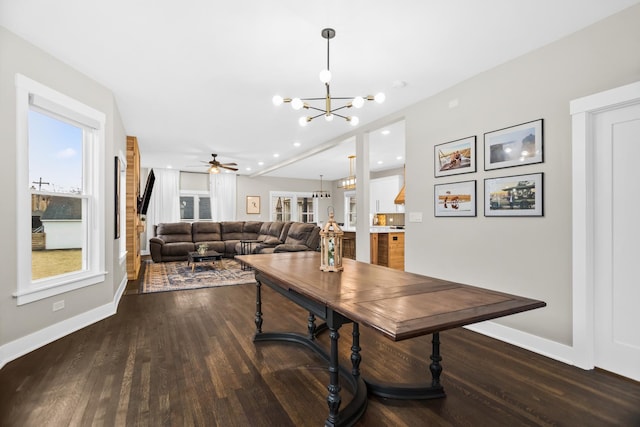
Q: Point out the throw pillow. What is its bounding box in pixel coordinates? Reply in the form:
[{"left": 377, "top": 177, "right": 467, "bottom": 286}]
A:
[{"left": 263, "top": 237, "right": 282, "bottom": 245}]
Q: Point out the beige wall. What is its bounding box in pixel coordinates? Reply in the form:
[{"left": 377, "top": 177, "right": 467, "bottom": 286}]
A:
[
  {"left": 0, "top": 26, "right": 127, "bottom": 359},
  {"left": 237, "top": 175, "right": 334, "bottom": 224},
  {"left": 400, "top": 5, "right": 640, "bottom": 345}
]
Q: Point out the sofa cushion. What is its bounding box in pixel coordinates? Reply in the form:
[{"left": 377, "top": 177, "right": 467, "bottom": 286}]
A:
[
  {"left": 242, "top": 221, "right": 262, "bottom": 240},
  {"left": 284, "top": 223, "right": 320, "bottom": 249},
  {"left": 155, "top": 222, "right": 192, "bottom": 243},
  {"left": 192, "top": 221, "right": 222, "bottom": 243},
  {"left": 162, "top": 241, "right": 195, "bottom": 256},
  {"left": 263, "top": 236, "right": 282, "bottom": 245},
  {"left": 221, "top": 221, "right": 244, "bottom": 241}
]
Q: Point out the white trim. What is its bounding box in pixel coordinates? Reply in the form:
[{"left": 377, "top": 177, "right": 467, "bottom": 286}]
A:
[
  {"left": 0, "top": 273, "right": 128, "bottom": 370},
  {"left": 15, "top": 73, "right": 107, "bottom": 305},
  {"left": 464, "top": 321, "right": 575, "bottom": 366},
  {"left": 570, "top": 81, "right": 640, "bottom": 370},
  {"left": 269, "top": 191, "right": 317, "bottom": 223}
]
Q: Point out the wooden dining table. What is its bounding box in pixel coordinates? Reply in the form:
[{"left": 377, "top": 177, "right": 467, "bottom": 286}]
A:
[{"left": 236, "top": 251, "right": 546, "bottom": 427}]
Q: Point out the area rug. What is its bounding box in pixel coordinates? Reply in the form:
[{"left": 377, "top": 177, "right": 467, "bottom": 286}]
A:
[{"left": 142, "top": 259, "right": 256, "bottom": 294}]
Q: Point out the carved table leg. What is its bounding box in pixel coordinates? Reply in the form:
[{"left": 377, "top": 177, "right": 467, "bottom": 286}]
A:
[
  {"left": 255, "top": 280, "right": 263, "bottom": 334},
  {"left": 325, "top": 326, "right": 342, "bottom": 427},
  {"left": 430, "top": 332, "right": 442, "bottom": 387},
  {"left": 351, "top": 323, "right": 361, "bottom": 378},
  {"left": 307, "top": 312, "right": 316, "bottom": 340}
]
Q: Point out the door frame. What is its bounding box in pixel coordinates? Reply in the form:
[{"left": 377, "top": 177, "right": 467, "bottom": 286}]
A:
[{"left": 570, "top": 80, "right": 640, "bottom": 369}]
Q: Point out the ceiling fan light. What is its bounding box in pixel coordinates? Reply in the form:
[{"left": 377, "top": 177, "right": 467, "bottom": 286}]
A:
[
  {"left": 374, "top": 92, "right": 386, "bottom": 103},
  {"left": 272, "top": 95, "right": 284, "bottom": 106},
  {"left": 319, "top": 69, "right": 332, "bottom": 84},
  {"left": 291, "top": 98, "right": 304, "bottom": 110},
  {"left": 209, "top": 166, "right": 220, "bottom": 174}
]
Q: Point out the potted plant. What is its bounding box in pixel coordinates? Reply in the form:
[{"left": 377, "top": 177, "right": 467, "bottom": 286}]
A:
[{"left": 197, "top": 243, "right": 208, "bottom": 255}]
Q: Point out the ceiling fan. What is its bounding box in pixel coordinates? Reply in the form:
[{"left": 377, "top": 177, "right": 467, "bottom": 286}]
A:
[{"left": 205, "top": 153, "right": 238, "bottom": 174}]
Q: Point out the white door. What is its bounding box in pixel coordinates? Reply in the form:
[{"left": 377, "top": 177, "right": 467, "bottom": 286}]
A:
[{"left": 592, "top": 103, "right": 640, "bottom": 381}]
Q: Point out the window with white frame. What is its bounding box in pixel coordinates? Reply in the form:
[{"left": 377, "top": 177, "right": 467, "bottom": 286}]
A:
[
  {"left": 270, "top": 191, "right": 317, "bottom": 223},
  {"left": 344, "top": 191, "right": 357, "bottom": 229},
  {"left": 15, "top": 74, "right": 106, "bottom": 305},
  {"left": 180, "top": 191, "right": 212, "bottom": 221}
]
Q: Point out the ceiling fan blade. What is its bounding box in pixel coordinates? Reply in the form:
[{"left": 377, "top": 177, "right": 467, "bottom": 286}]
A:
[
  {"left": 221, "top": 162, "right": 237, "bottom": 166},
  {"left": 220, "top": 165, "right": 238, "bottom": 171}
]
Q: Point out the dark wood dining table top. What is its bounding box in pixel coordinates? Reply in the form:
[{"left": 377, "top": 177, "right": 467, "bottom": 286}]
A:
[{"left": 236, "top": 251, "right": 546, "bottom": 342}]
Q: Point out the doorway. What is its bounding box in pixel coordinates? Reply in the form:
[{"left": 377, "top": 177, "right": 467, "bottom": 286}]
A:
[{"left": 571, "top": 81, "right": 640, "bottom": 381}]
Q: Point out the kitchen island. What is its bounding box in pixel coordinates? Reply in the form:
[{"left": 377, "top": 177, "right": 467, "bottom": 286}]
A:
[{"left": 370, "top": 227, "right": 404, "bottom": 270}]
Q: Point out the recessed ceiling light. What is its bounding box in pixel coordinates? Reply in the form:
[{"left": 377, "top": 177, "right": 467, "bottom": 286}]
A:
[
  {"left": 293, "top": 141, "right": 301, "bottom": 147},
  {"left": 245, "top": 167, "right": 252, "bottom": 171},
  {"left": 396, "top": 156, "right": 403, "bottom": 160},
  {"left": 381, "top": 129, "right": 390, "bottom": 136},
  {"left": 377, "top": 160, "right": 384, "bottom": 165},
  {"left": 258, "top": 161, "right": 264, "bottom": 166},
  {"left": 273, "top": 153, "right": 280, "bottom": 158}
]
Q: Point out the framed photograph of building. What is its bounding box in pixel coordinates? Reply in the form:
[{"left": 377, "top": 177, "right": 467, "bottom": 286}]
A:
[
  {"left": 484, "top": 119, "right": 543, "bottom": 170},
  {"left": 434, "top": 136, "right": 476, "bottom": 177},
  {"left": 434, "top": 180, "right": 476, "bottom": 217},
  {"left": 484, "top": 173, "right": 543, "bottom": 216}
]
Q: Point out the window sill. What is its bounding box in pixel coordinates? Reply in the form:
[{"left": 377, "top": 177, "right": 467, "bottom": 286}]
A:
[{"left": 13, "top": 271, "right": 107, "bottom": 305}]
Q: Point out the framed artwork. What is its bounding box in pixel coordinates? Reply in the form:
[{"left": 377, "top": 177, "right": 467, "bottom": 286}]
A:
[
  {"left": 484, "top": 173, "right": 543, "bottom": 217},
  {"left": 434, "top": 136, "right": 476, "bottom": 177},
  {"left": 246, "top": 196, "right": 260, "bottom": 214},
  {"left": 484, "top": 119, "right": 543, "bottom": 170},
  {"left": 434, "top": 180, "right": 476, "bottom": 217}
]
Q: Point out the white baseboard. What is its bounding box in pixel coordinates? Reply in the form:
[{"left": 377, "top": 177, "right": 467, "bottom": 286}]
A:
[
  {"left": 0, "top": 274, "right": 128, "bottom": 370},
  {"left": 464, "top": 321, "right": 577, "bottom": 367}
]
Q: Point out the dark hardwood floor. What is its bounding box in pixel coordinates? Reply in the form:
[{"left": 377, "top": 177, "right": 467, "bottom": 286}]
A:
[{"left": 1, "top": 278, "right": 639, "bottom": 426}]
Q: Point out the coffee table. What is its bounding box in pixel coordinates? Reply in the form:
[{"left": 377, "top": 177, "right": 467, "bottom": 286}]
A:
[{"left": 187, "top": 250, "right": 223, "bottom": 272}]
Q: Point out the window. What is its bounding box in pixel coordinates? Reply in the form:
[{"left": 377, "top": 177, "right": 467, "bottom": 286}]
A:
[
  {"left": 270, "top": 192, "right": 317, "bottom": 223},
  {"left": 15, "top": 74, "right": 106, "bottom": 305},
  {"left": 344, "top": 191, "right": 357, "bottom": 229},
  {"left": 180, "top": 192, "right": 212, "bottom": 221}
]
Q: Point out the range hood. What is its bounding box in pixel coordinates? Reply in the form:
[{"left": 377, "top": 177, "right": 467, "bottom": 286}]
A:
[
  {"left": 394, "top": 184, "right": 405, "bottom": 205},
  {"left": 394, "top": 166, "right": 405, "bottom": 205}
]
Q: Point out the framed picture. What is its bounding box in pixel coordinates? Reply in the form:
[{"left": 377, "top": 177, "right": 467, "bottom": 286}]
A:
[
  {"left": 434, "top": 180, "right": 476, "bottom": 217},
  {"left": 246, "top": 196, "right": 260, "bottom": 214},
  {"left": 484, "top": 119, "right": 543, "bottom": 170},
  {"left": 434, "top": 136, "right": 476, "bottom": 177},
  {"left": 484, "top": 173, "right": 543, "bottom": 217}
]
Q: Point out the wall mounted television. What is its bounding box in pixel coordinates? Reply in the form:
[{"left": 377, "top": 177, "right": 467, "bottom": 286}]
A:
[{"left": 137, "top": 169, "right": 155, "bottom": 215}]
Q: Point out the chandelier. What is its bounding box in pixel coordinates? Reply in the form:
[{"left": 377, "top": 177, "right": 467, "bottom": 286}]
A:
[
  {"left": 272, "top": 28, "right": 385, "bottom": 127},
  {"left": 312, "top": 175, "right": 331, "bottom": 198},
  {"left": 338, "top": 155, "right": 356, "bottom": 189}
]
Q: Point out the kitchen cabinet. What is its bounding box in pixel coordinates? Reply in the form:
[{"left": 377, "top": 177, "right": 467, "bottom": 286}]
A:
[{"left": 370, "top": 175, "right": 403, "bottom": 214}]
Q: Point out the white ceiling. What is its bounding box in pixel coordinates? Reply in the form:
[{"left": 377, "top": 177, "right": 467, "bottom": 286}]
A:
[{"left": 2, "top": 0, "right": 638, "bottom": 180}]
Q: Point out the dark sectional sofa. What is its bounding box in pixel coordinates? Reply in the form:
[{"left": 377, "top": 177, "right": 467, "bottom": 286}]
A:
[{"left": 149, "top": 221, "right": 321, "bottom": 263}]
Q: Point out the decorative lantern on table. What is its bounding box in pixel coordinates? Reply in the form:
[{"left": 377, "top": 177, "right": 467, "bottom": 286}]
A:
[{"left": 320, "top": 210, "right": 344, "bottom": 272}]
